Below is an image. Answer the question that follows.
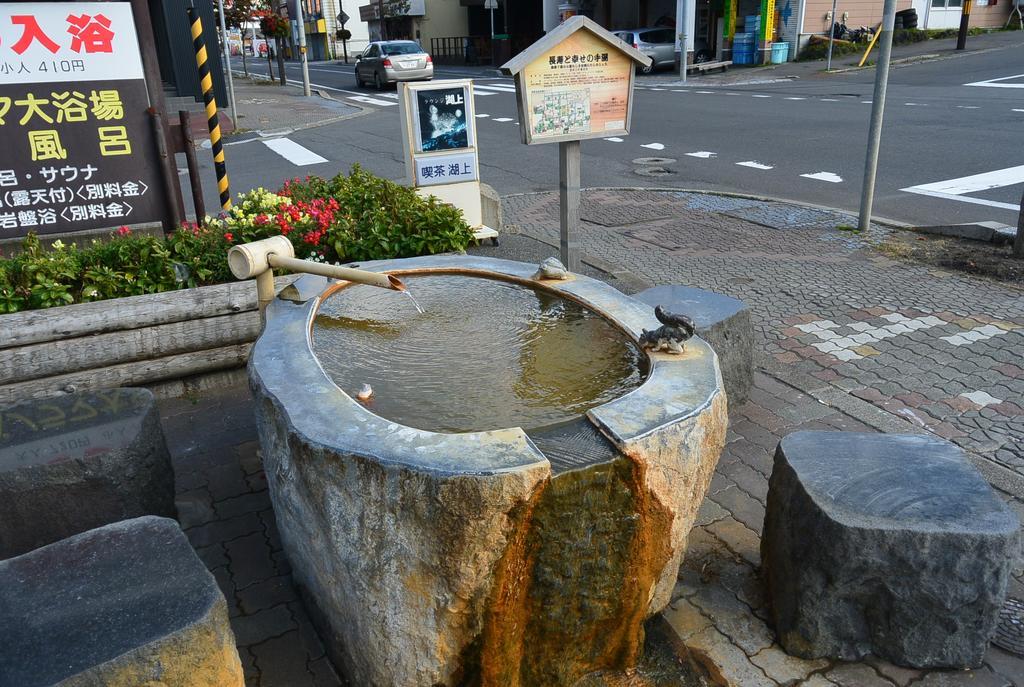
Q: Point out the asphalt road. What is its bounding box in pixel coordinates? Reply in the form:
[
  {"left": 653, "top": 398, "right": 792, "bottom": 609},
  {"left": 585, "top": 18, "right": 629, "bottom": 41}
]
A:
[{"left": 218, "top": 44, "right": 1024, "bottom": 228}]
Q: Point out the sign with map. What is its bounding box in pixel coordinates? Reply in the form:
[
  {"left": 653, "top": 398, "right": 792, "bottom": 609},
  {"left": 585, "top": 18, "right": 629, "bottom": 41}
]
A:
[{"left": 501, "top": 16, "right": 650, "bottom": 145}]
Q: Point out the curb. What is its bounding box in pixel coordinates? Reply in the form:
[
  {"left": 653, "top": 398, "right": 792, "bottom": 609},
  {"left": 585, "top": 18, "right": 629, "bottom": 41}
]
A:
[
  {"left": 822, "top": 40, "right": 1024, "bottom": 74},
  {"left": 501, "top": 186, "right": 914, "bottom": 230}
]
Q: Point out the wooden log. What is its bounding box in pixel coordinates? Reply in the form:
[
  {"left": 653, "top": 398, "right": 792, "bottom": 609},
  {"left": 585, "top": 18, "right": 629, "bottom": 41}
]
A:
[
  {"left": 0, "top": 344, "right": 253, "bottom": 406},
  {"left": 0, "top": 311, "right": 260, "bottom": 386},
  {"left": 0, "top": 276, "right": 293, "bottom": 351}
]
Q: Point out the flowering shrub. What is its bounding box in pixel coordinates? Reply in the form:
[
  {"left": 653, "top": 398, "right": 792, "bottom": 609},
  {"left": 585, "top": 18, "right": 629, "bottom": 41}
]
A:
[
  {"left": 258, "top": 12, "right": 289, "bottom": 40},
  {"left": 0, "top": 166, "right": 474, "bottom": 313}
]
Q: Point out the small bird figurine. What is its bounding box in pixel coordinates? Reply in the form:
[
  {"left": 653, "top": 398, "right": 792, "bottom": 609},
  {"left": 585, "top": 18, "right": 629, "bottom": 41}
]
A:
[
  {"left": 355, "top": 384, "right": 373, "bottom": 402},
  {"left": 532, "top": 257, "right": 569, "bottom": 280}
]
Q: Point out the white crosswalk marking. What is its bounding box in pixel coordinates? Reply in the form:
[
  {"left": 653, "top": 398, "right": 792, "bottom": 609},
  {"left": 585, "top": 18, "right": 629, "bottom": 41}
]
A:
[
  {"left": 473, "top": 83, "right": 517, "bottom": 93},
  {"left": 736, "top": 160, "right": 773, "bottom": 170},
  {"left": 604, "top": 137, "right": 624, "bottom": 142},
  {"left": 965, "top": 73, "right": 1024, "bottom": 89},
  {"left": 641, "top": 142, "right": 666, "bottom": 150},
  {"left": 801, "top": 171, "right": 843, "bottom": 183},
  {"left": 348, "top": 95, "right": 397, "bottom": 107},
  {"left": 475, "top": 113, "right": 490, "bottom": 118},
  {"left": 901, "top": 165, "right": 1024, "bottom": 211},
  {"left": 493, "top": 117, "right": 513, "bottom": 122},
  {"left": 262, "top": 138, "right": 328, "bottom": 166},
  {"left": 685, "top": 151, "right": 716, "bottom": 158}
]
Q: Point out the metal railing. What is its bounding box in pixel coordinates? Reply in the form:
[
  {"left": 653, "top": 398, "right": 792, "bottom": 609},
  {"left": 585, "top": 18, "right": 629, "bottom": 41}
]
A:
[{"left": 430, "top": 36, "right": 492, "bottom": 64}]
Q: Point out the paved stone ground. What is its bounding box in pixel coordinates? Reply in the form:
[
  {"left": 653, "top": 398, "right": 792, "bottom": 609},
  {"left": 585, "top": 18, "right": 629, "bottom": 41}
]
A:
[
  {"left": 154, "top": 190, "right": 1024, "bottom": 685},
  {"left": 505, "top": 190, "right": 1024, "bottom": 478}
]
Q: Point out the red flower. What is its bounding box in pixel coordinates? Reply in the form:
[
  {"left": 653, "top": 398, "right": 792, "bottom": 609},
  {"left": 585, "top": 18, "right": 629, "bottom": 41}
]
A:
[
  {"left": 116, "top": 225, "right": 131, "bottom": 237},
  {"left": 224, "top": 232, "right": 234, "bottom": 242}
]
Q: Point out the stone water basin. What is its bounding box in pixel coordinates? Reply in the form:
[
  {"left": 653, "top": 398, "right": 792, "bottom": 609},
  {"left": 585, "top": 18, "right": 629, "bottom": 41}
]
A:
[{"left": 249, "top": 255, "right": 727, "bottom": 686}]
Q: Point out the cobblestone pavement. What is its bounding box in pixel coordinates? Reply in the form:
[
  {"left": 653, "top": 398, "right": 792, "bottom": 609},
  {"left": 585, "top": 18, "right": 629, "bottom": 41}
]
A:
[
  {"left": 156, "top": 193, "right": 1024, "bottom": 685},
  {"left": 504, "top": 190, "right": 1024, "bottom": 478}
]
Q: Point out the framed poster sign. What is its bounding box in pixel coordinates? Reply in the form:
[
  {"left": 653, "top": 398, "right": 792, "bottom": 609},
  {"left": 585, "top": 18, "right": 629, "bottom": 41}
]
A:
[
  {"left": 414, "top": 85, "right": 473, "bottom": 153},
  {"left": 0, "top": 2, "right": 165, "bottom": 239}
]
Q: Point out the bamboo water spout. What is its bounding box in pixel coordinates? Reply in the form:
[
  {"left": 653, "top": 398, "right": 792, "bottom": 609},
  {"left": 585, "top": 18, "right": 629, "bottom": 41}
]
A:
[{"left": 227, "top": 236, "right": 406, "bottom": 317}]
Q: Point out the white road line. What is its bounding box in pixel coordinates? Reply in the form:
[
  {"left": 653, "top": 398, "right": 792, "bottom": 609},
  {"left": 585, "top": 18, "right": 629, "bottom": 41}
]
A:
[
  {"left": 695, "top": 90, "right": 714, "bottom": 94},
  {"left": 671, "top": 89, "right": 688, "bottom": 92},
  {"left": 957, "top": 105, "right": 980, "bottom": 109},
  {"left": 821, "top": 98, "right": 839, "bottom": 101},
  {"left": 685, "top": 151, "right": 716, "bottom": 158},
  {"left": 801, "top": 171, "right": 843, "bottom": 183},
  {"left": 725, "top": 92, "right": 741, "bottom": 96},
  {"left": 347, "top": 95, "right": 398, "bottom": 107},
  {"left": 1014, "top": 109, "right": 1024, "bottom": 113},
  {"left": 473, "top": 84, "right": 517, "bottom": 93},
  {"left": 641, "top": 142, "right": 666, "bottom": 150},
  {"left": 736, "top": 160, "right": 773, "bottom": 170},
  {"left": 784, "top": 97, "right": 805, "bottom": 100},
  {"left": 904, "top": 102, "right": 926, "bottom": 106},
  {"left": 965, "top": 73, "right": 1024, "bottom": 88},
  {"left": 752, "top": 94, "right": 772, "bottom": 98},
  {"left": 900, "top": 187, "right": 1021, "bottom": 211},
  {"left": 475, "top": 113, "right": 490, "bottom": 118},
  {"left": 473, "top": 91, "right": 496, "bottom": 96},
  {"left": 604, "top": 137, "right": 624, "bottom": 142},
  {"left": 650, "top": 88, "right": 666, "bottom": 91},
  {"left": 903, "top": 165, "right": 1024, "bottom": 196},
  {"left": 262, "top": 138, "right": 328, "bottom": 166},
  {"left": 493, "top": 117, "right": 513, "bottom": 122},
  {"left": 862, "top": 100, "right": 872, "bottom": 104}
]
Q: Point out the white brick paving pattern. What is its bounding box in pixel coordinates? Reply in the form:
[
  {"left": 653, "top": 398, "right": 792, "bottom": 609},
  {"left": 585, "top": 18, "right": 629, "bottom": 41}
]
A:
[{"left": 794, "top": 313, "right": 952, "bottom": 361}]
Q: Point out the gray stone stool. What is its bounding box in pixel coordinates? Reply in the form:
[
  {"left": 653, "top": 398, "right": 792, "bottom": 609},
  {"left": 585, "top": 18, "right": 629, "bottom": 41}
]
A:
[
  {"left": 762, "top": 431, "right": 1020, "bottom": 669},
  {"left": 0, "top": 516, "right": 244, "bottom": 686},
  {"left": 0, "top": 388, "right": 176, "bottom": 559},
  {"left": 633, "top": 285, "right": 753, "bottom": 404}
]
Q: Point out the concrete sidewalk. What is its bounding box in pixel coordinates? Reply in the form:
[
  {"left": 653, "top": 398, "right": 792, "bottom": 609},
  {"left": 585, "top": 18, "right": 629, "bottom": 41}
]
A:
[
  {"left": 159, "top": 189, "right": 1023, "bottom": 686},
  {"left": 643, "top": 28, "right": 1024, "bottom": 86}
]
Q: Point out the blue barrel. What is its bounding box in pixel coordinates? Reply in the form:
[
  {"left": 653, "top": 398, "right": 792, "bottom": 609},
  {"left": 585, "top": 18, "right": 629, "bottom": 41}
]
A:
[{"left": 770, "top": 42, "right": 790, "bottom": 63}]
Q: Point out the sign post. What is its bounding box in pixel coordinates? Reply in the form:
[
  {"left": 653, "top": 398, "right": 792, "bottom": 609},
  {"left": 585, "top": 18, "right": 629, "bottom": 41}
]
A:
[
  {"left": 397, "top": 79, "right": 496, "bottom": 243},
  {"left": 0, "top": 2, "right": 176, "bottom": 241},
  {"left": 501, "top": 16, "right": 651, "bottom": 271}
]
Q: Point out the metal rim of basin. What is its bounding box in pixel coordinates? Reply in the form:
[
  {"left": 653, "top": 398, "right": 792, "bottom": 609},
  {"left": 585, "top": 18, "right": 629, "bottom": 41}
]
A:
[{"left": 250, "top": 255, "right": 722, "bottom": 476}]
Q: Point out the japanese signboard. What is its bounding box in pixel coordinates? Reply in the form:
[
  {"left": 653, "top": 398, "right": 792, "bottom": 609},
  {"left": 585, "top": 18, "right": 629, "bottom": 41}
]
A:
[
  {"left": 0, "top": 2, "right": 164, "bottom": 239},
  {"left": 398, "top": 79, "right": 486, "bottom": 227},
  {"left": 501, "top": 16, "right": 650, "bottom": 146}
]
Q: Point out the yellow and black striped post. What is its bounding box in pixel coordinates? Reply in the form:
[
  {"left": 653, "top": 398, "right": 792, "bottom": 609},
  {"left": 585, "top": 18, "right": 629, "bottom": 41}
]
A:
[{"left": 188, "top": 7, "right": 231, "bottom": 210}]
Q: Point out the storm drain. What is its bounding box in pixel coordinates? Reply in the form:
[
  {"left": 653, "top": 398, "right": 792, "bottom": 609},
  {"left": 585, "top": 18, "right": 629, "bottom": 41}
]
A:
[
  {"left": 634, "top": 167, "right": 674, "bottom": 177},
  {"left": 632, "top": 157, "right": 677, "bottom": 166},
  {"left": 993, "top": 597, "right": 1024, "bottom": 657}
]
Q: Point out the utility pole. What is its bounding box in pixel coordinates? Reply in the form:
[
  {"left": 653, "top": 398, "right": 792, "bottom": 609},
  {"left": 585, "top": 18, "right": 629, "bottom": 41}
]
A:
[
  {"left": 216, "top": 0, "right": 238, "bottom": 124},
  {"left": 857, "top": 0, "right": 897, "bottom": 231},
  {"left": 825, "top": 0, "right": 838, "bottom": 70},
  {"left": 377, "top": 0, "right": 387, "bottom": 40},
  {"left": 1015, "top": 187, "right": 1023, "bottom": 258},
  {"left": 956, "top": 0, "right": 973, "bottom": 50},
  {"left": 296, "top": 0, "right": 312, "bottom": 96},
  {"left": 676, "top": 0, "right": 688, "bottom": 82}
]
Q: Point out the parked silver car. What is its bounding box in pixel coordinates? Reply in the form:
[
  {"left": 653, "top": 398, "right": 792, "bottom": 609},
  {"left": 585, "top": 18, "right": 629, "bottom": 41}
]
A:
[
  {"left": 614, "top": 28, "right": 677, "bottom": 73},
  {"left": 355, "top": 41, "right": 433, "bottom": 89}
]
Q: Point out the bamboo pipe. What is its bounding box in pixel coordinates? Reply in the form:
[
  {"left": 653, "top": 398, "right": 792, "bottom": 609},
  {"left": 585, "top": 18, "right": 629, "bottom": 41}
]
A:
[
  {"left": 267, "top": 254, "right": 405, "bottom": 291},
  {"left": 227, "top": 237, "right": 407, "bottom": 319}
]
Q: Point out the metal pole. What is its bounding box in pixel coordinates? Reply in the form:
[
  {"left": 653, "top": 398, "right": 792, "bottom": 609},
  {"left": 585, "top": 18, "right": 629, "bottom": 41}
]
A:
[
  {"left": 558, "top": 140, "right": 582, "bottom": 272},
  {"left": 857, "top": 0, "right": 897, "bottom": 232},
  {"left": 179, "top": 110, "right": 206, "bottom": 222},
  {"left": 188, "top": 6, "right": 232, "bottom": 210},
  {"left": 676, "top": 0, "right": 687, "bottom": 81},
  {"left": 377, "top": 0, "right": 387, "bottom": 40},
  {"left": 826, "top": 0, "right": 838, "bottom": 70},
  {"left": 490, "top": 7, "right": 495, "bottom": 39},
  {"left": 296, "top": 1, "right": 312, "bottom": 96},
  {"left": 216, "top": 0, "right": 238, "bottom": 124}
]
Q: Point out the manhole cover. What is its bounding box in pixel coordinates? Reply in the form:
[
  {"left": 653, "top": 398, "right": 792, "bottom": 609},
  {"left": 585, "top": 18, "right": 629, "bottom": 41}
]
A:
[
  {"left": 993, "top": 597, "right": 1024, "bottom": 657},
  {"left": 632, "top": 157, "right": 677, "bottom": 165},
  {"left": 634, "top": 167, "right": 674, "bottom": 177}
]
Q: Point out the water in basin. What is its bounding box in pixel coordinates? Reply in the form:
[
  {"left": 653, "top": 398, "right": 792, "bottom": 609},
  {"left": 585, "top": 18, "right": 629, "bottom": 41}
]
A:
[{"left": 313, "top": 273, "right": 647, "bottom": 433}]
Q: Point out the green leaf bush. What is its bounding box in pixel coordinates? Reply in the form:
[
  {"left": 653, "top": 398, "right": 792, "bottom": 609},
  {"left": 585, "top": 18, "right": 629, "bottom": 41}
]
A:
[{"left": 0, "top": 166, "right": 474, "bottom": 313}]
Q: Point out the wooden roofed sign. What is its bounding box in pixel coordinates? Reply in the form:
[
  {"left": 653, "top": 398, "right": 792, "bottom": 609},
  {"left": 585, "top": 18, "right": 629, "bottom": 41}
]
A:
[{"left": 501, "top": 16, "right": 652, "bottom": 146}]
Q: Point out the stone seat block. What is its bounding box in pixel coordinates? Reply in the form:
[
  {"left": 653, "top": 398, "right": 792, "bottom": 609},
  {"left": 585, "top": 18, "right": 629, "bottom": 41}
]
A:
[
  {"left": 0, "top": 516, "right": 244, "bottom": 686},
  {"left": 633, "top": 284, "right": 753, "bottom": 404},
  {"left": 0, "top": 388, "right": 176, "bottom": 559},
  {"left": 762, "top": 431, "right": 1020, "bottom": 669}
]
